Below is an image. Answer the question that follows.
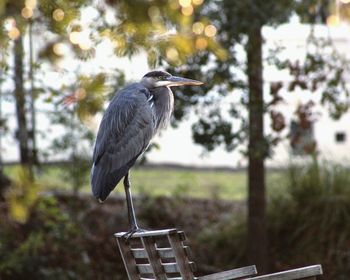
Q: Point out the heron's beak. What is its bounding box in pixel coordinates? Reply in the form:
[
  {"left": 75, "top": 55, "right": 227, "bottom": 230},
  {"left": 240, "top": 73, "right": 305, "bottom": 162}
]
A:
[{"left": 165, "top": 76, "right": 204, "bottom": 87}]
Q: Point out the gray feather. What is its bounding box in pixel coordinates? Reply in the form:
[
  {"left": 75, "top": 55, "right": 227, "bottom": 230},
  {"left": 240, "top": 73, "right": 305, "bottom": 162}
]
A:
[
  {"left": 151, "top": 87, "right": 174, "bottom": 131},
  {"left": 91, "top": 83, "right": 155, "bottom": 201},
  {"left": 91, "top": 83, "right": 174, "bottom": 201}
]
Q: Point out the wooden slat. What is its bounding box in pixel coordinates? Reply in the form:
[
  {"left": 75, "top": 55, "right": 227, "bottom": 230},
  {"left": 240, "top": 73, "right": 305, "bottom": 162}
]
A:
[
  {"left": 199, "top": 265, "right": 257, "bottom": 280},
  {"left": 116, "top": 237, "right": 139, "bottom": 280},
  {"left": 245, "top": 265, "right": 323, "bottom": 280},
  {"left": 137, "top": 262, "right": 196, "bottom": 274},
  {"left": 163, "top": 262, "right": 181, "bottom": 273},
  {"left": 167, "top": 231, "right": 195, "bottom": 279},
  {"left": 140, "top": 278, "right": 189, "bottom": 280},
  {"left": 133, "top": 248, "right": 174, "bottom": 259},
  {"left": 115, "top": 229, "right": 177, "bottom": 238},
  {"left": 140, "top": 277, "right": 195, "bottom": 280},
  {"left": 137, "top": 264, "right": 155, "bottom": 274},
  {"left": 141, "top": 236, "right": 167, "bottom": 280},
  {"left": 132, "top": 247, "right": 190, "bottom": 259},
  {"left": 158, "top": 247, "right": 176, "bottom": 259},
  {"left": 131, "top": 248, "right": 148, "bottom": 259}
]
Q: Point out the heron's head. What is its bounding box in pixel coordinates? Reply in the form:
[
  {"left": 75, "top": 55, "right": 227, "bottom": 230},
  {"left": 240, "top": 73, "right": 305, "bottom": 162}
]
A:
[{"left": 141, "top": 70, "right": 203, "bottom": 88}]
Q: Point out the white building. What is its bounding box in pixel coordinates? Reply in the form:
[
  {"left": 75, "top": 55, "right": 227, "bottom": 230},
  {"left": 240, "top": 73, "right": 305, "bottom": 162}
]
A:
[{"left": 264, "top": 23, "right": 350, "bottom": 166}]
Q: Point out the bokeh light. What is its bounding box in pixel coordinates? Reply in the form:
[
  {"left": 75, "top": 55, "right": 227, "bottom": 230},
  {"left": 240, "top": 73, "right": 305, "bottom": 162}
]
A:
[
  {"left": 53, "top": 9, "right": 65, "bottom": 21},
  {"left": 326, "top": 15, "right": 340, "bottom": 26},
  {"left": 69, "top": 31, "right": 81, "bottom": 44},
  {"left": 195, "top": 37, "right": 207, "bottom": 49},
  {"left": 79, "top": 40, "right": 92, "bottom": 51},
  {"left": 8, "top": 27, "right": 21, "bottom": 40},
  {"left": 192, "top": 22, "right": 204, "bottom": 34},
  {"left": 181, "top": 5, "right": 193, "bottom": 16},
  {"left": 21, "top": 7, "right": 33, "bottom": 19},
  {"left": 166, "top": 47, "right": 179, "bottom": 61},
  {"left": 4, "top": 18, "right": 16, "bottom": 31},
  {"left": 192, "top": 0, "right": 204, "bottom": 5},
  {"left": 148, "top": 6, "right": 160, "bottom": 19},
  {"left": 25, "top": 0, "right": 37, "bottom": 9},
  {"left": 179, "top": 0, "right": 192, "bottom": 8},
  {"left": 53, "top": 43, "right": 65, "bottom": 56},
  {"left": 204, "top": 24, "right": 217, "bottom": 37},
  {"left": 340, "top": 0, "right": 350, "bottom": 3}
]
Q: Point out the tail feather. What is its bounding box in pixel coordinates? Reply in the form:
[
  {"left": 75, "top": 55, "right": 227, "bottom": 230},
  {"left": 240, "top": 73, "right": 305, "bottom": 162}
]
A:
[
  {"left": 90, "top": 156, "right": 139, "bottom": 201},
  {"left": 90, "top": 164, "right": 126, "bottom": 201}
]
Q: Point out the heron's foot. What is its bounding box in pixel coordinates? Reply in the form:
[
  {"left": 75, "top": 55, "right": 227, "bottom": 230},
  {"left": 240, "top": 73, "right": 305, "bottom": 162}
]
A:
[{"left": 122, "top": 227, "right": 146, "bottom": 241}]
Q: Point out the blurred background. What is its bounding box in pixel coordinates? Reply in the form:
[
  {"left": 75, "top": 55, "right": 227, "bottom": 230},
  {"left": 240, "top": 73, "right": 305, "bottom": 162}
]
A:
[{"left": 1, "top": 0, "right": 350, "bottom": 279}]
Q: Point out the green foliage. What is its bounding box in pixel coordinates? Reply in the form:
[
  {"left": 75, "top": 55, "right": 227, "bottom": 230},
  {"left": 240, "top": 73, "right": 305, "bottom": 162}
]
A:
[
  {"left": 192, "top": 109, "right": 236, "bottom": 152},
  {"left": 49, "top": 105, "right": 94, "bottom": 193},
  {"left": 1, "top": 0, "right": 349, "bottom": 167},
  {"left": 37, "top": 0, "right": 87, "bottom": 34},
  {"left": 187, "top": 161, "right": 350, "bottom": 279},
  {"left": 165, "top": 0, "right": 350, "bottom": 156},
  {"left": 1, "top": 162, "right": 349, "bottom": 279},
  {"left": 197, "top": 214, "right": 248, "bottom": 270},
  {"left": 1, "top": 0, "right": 347, "bottom": 169},
  {"left": 5, "top": 166, "right": 40, "bottom": 223},
  {"left": 74, "top": 73, "right": 108, "bottom": 119},
  {"left": 0, "top": 0, "right": 112, "bottom": 172},
  {"left": 0, "top": 192, "right": 243, "bottom": 279},
  {"left": 100, "top": 0, "right": 227, "bottom": 66},
  {"left": 4, "top": 164, "right": 287, "bottom": 200},
  {"left": 0, "top": 196, "right": 89, "bottom": 279},
  {"left": 269, "top": 161, "right": 350, "bottom": 279}
]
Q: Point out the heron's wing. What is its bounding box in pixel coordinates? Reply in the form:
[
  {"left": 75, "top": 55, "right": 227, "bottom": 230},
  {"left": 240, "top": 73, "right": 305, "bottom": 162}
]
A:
[{"left": 91, "top": 84, "right": 155, "bottom": 201}]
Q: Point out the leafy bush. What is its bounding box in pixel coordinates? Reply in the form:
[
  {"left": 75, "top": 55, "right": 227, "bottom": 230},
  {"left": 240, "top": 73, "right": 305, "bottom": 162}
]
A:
[
  {"left": 0, "top": 192, "right": 239, "bottom": 279},
  {"left": 0, "top": 196, "right": 90, "bottom": 279},
  {"left": 192, "top": 160, "right": 350, "bottom": 279},
  {"left": 269, "top": 160, "right": 350, "bottom": 279}
]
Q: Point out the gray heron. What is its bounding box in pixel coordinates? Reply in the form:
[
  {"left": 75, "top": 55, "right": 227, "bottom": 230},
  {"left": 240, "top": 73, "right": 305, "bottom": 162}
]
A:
[{"left": 91, "top": 70, "right": 203, "bottom": 236}]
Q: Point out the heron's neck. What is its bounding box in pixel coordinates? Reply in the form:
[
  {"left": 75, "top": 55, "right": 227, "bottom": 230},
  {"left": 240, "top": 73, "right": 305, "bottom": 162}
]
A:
[{"left": 151, "top": 87, "right": 174, "bottom": 131}]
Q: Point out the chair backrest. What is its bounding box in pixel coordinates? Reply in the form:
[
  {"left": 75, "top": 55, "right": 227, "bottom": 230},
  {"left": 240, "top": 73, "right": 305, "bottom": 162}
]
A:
[{"left": 115, "top": 229, "right": 197, "bottom": 280}]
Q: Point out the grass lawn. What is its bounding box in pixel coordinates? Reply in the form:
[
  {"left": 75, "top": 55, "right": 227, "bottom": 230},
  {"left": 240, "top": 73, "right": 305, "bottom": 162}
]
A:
[{"left": 3, "top": 164, "right": 285, "bottom": 200}]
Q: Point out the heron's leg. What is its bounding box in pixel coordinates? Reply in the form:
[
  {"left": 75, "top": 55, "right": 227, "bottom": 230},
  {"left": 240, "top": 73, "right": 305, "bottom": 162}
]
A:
[{"left": 123, "top": 172, "right": 141, "bottom": 232}]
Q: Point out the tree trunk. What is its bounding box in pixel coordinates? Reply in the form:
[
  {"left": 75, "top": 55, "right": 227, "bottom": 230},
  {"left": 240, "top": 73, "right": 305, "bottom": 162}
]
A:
[
  {"left": 247, "top": 23, "right": 268, "bottom": 273},
  {"left": 29, "top": 21, "right": 38, "bottom": 165},
  {"left": 0, "top": 53, "right": 11, "bottom": 200},
  {"left": 14, "top": 35, "right": 32, "bottom": 172}
]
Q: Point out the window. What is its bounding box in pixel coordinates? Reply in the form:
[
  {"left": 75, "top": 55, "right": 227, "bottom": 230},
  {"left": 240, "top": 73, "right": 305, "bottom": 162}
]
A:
[{"left": 335, "top": 132, "right": 346, "bottom": 143}]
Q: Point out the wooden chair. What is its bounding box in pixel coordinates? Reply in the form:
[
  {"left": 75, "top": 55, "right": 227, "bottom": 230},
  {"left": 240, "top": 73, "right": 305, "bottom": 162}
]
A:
[{"left": 115, "top": 229, "right": 323, "bottom": 280}]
